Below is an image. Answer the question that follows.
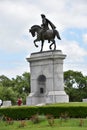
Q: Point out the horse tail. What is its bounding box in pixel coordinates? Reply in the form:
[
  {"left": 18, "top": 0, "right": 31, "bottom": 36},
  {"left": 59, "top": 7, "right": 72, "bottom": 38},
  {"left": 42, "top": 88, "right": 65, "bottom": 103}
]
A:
[{"left": 54, "top": 30, "right": 61, "bottom": 40}]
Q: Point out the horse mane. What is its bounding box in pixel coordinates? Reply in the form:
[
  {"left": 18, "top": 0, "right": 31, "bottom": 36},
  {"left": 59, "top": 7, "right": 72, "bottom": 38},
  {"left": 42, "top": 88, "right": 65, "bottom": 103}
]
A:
[{"left": 31, "top": 25, "right": 41, "bottom": 29}]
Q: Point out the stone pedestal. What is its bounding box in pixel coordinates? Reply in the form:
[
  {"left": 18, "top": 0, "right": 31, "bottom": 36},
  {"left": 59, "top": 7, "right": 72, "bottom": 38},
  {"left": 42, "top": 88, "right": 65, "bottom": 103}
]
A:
[{"left": 26, "top": 50, "right": 69, "bottom": 105}]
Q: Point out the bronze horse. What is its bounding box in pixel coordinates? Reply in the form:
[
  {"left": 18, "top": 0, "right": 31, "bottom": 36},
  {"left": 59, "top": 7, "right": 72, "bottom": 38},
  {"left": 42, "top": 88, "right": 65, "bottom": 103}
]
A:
[{"left": 29, "top": 25, "right": 61, "bottom": 52}]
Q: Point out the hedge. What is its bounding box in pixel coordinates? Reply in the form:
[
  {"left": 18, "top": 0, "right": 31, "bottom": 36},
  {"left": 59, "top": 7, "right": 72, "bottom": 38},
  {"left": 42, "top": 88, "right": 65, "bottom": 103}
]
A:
[{"left": 0, "top": 105, "right": 87, "bottom": 120}]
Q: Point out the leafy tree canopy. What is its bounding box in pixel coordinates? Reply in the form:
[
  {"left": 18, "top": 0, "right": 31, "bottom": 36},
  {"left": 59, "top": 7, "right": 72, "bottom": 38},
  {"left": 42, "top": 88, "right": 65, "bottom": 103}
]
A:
[
  {"left": 0, "top": 72, "right": 30, "bottom": 105},
  {"left": 64, "top": 70, "right": 87, "bottom": 102}
]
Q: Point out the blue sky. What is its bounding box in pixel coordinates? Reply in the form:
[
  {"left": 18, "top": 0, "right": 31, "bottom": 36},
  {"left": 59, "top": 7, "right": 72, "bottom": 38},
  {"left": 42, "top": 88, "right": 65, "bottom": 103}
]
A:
[{"left": 0, "top": 0, "right": 87, "bottom": 78}]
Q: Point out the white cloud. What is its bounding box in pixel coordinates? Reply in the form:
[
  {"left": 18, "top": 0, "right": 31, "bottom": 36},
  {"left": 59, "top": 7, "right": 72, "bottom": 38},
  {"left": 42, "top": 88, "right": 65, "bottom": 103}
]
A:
[
  {"left": 0, "top": 0, "right": 87, "bottom": 77},
  {"left": 83, "top": 34, "right": 87, "bottom": 43},
  {"left": 64, "top": 62, "right": 87, "bottom": 76},
  {"left": 57, "top": 40, "right": 87, "bottom": 61},
  {"left": 0, "top": 0, "right": 87, "bottom": 53},
  {"left": 57, "top": 39, "right": 87, "bottom": 76},
  {"left": 0, "top": 60, "right": 30, "bottom": 79}
]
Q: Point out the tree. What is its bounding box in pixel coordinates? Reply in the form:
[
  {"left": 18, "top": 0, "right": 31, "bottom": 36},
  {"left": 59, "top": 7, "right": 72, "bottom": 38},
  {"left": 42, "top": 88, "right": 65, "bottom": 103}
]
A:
[
  {"left": 11, "top": 72, "right": 30, "bottom": 104},
  {"left": 11, "top": 72, "right": 30, "bottom": 94},
  {"left": 2, "top": 87, "right": 17, "bottom": 105},
  {"left": 0, "top": 75, "right": 11, "bottom": 87},
  {"left": 0, "top": 84, "right": 3, "bottom": 100},
  {"left": 64, "top": 70, "right": 87, "bottom": 102},
  {"left": 0, "top": 72, "right": 30, "bottom": 105}
]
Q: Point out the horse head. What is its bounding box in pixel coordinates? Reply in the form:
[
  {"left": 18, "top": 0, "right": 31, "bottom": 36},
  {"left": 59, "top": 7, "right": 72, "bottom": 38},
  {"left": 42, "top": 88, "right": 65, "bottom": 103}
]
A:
[
  {"left": 29, "top": 28, "right": 35, "bottom": 37},
  {"left": 29, "top": 25, "right": 41, "bottom": 37}
]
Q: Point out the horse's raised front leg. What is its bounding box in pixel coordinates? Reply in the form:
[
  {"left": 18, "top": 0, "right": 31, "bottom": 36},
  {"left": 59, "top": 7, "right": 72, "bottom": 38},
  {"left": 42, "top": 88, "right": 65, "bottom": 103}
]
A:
[
  {"left": 34, "top": 39, "right": 38, "bottom": 47},
  {"left": 40, "top": 40, "right": 44, "bottom": 52}
]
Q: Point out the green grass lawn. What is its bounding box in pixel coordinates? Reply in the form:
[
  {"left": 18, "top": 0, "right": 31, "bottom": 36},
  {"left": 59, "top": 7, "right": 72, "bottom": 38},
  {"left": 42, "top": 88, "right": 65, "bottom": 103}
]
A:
[
  {"left": 47, "top": 102, "right": 87, "bottom": 106},
  {"left": 0, "top": 118, "right": 87, "bottom": 130}
]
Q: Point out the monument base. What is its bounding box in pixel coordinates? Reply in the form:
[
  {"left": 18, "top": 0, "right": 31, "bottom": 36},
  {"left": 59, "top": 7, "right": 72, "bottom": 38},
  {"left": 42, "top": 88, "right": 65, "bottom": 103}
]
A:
[
  {"left": 46, "top": 91, "right": 69, "bottom": 103},
  {"left": 26, "top": 91, "right": 69, "bottom": 105},
  {"left": 26, "top": 50, "right": 69, "bottom": 106}
]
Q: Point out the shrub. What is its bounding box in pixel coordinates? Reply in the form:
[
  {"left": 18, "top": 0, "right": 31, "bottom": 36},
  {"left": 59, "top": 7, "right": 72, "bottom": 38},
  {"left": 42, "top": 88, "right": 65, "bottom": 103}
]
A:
[
  {"left": 30, "top": 114, "right": 39, "bottom": 124},
  {"left": 18, "top": 120, "right": 26, "bottom": 128},
  {"left": 0, "top": 105, "right": 87, "bottom": 120},
  {"left": 46, "top": 114, "right": 54, "bottom": 126},
  {"left": 79, "top": 119, "right": 84, "bottom": 127},
  {"left": 4, "top": 116, "right": 14, "bottom": 125},
  {"left": 60, "top": 112, "right": 69, "bottom": 121},
  {"left": 30, "top": 114, "right": 46, "bottom": 124}
]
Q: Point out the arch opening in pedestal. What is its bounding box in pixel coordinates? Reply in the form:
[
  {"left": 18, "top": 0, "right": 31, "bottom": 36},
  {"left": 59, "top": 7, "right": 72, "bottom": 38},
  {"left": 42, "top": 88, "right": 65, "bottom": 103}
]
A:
[{"left": 37, "top": 75, "right": 46, "bottom": 95}]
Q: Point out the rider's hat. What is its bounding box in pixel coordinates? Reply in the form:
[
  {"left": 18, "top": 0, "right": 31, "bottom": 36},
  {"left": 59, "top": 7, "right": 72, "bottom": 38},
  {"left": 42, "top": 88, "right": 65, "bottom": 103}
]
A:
[{"left": 41, "top": 14, "right": 45, "bottom": 18}]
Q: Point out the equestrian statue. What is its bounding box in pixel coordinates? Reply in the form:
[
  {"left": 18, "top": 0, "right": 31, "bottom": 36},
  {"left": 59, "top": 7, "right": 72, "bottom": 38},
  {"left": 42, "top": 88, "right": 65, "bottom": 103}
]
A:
[{"left": 29, "top": 14, "right": 61, "bottom": 52}]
